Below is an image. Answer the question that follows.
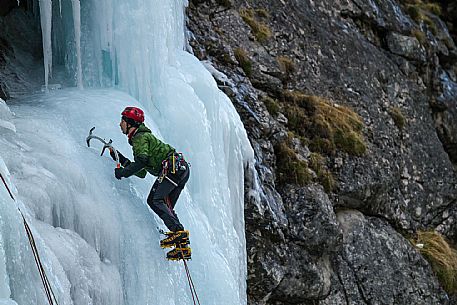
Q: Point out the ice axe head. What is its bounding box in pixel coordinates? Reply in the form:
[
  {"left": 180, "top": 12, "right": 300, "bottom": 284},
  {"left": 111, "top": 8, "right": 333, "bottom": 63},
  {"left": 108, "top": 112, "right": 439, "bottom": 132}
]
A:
[
  {"left": 86, "top": 127, "right": 96, "bottom": 147},
  {"left": 85, "top": 127, "right": 120, "bottom": 168},
  {"left": 101, "top": 140, "right": 113, "bottom": 157}
]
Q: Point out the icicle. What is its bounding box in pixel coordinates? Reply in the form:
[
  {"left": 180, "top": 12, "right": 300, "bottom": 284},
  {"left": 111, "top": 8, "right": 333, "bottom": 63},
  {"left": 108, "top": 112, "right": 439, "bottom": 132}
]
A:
[
  {"left": 59, "top": 0, "right": 62, "bottom": 17},
  {"left": 38, "top": 0, "right": 53, "bottom": 90},
  {"left": 71, "top": 0, "right": 83, "bottom": 89},
  {"left": 107, "top": 0, "right": 114, "bottom": 87}
]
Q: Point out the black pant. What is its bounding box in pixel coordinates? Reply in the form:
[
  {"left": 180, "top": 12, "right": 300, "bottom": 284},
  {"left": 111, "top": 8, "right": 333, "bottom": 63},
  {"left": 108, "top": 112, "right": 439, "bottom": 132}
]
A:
[{"left": 147, "top": 162, "right": 190, "bottom": 232}]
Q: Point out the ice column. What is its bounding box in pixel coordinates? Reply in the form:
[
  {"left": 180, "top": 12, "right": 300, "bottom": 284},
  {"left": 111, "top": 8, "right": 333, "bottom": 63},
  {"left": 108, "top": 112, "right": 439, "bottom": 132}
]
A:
[
  {"left": 70, "top": 0, "right": 83, "bottom": 88},
  {"left": 38, "top": 0, "right": 52, "bottom": 89}
]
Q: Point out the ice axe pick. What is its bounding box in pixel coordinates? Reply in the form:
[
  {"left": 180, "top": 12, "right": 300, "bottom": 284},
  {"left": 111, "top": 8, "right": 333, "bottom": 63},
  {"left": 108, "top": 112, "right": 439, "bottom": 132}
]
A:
[{"left": 86, "top": 127, "right": 120, "bottom": 168}]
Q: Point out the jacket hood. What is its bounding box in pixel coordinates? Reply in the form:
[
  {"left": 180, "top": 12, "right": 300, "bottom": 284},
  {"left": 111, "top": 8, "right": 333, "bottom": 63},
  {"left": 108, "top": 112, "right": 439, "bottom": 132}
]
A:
[
  {"left": 128, "top": 123, "right": 151, "bottom": 143},
  {"left": 136, "top": 123, "right": 151, "bottom": 134}
]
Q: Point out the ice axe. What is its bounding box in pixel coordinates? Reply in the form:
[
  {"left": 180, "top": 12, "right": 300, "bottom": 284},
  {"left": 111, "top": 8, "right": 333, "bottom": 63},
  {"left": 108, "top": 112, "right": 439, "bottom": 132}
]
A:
[{"left": 86, "top": 127, "right": 120, "bottom": 168}]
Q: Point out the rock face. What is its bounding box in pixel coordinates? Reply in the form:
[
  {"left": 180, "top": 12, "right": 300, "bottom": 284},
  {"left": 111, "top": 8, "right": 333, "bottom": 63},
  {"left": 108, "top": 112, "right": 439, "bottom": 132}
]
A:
[
  {"left": 0, "top": 7, "right": 43, "bottom": 99},
  {"left": 186, "top": 0, "right": 457, "bottom": 304},
  {"left": 0, "top": 0, "right": 17, "bottom": 17},
  {"left": 247, "top": 185, "right": 342, "bottom": 303},
  {"left": 328, "top": 210, "right": 447, "bottom": 305}
]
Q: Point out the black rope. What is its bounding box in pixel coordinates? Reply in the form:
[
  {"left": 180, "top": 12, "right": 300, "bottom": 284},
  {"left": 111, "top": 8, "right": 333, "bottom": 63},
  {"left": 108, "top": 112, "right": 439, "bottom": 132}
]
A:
[
  {"left": 0, "top": 174, "right": 14, "bottom": 201},
  {"left": 0, "top": 173, "right": 59, "bottom": 305},
  {"left": 179, "top": 246, "right": 201, "bottom": 305},
  {"left": 183, "top": 259, "right": 196, "bottom": 305},
  {"left": 22, "top": 216, "right": 59, "bottom": 305},
  {"left": 23, "top": 217, "right": 53, "bottom": 302}
]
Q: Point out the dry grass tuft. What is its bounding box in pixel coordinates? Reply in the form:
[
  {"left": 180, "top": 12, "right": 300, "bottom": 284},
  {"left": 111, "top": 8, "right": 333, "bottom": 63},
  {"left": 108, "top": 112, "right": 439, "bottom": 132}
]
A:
[
  {"left": 277, "top": 56, "right": 296, "bottom": 84},
  {"left": 262, "top": 96, "right": 280, "bottom": 116},
  {"left": 402, "top": 0, "right": 441, "bottom": 34},
  {"left": 309, "top": 152, "right": 336, "bottom": 192},
  {"left": 274, "top": 135, "right": 312, "bottom": 186},
  {"left": 234, "top": 48, "right": 252, "bottom": 77},
  {"left": 388, "top": 106, "right": 406, "bottom": 130},
  {"left": 240, "top": 8, "right": 272, "bottom": 43},
  {"left": 282, "top": 91, "right": 366, "bottom": 156},
  {"left": 411, "top": 29, "right": 427, "bottom": 45},
  {"left": 413, "top": 231, "right": 457, "bottom": 294}
]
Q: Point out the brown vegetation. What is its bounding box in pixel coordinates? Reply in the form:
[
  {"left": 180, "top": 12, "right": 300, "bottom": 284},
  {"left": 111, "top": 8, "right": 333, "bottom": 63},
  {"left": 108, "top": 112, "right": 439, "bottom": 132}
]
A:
[
  {"left": 412, "top": 231, "right": 457, "bottom": 294},
  {"left": 281, "top": 91, "right": 366, "bottom": 156},
  {"left": 234, "top": 48, "right": 252, "bottom": 77},
  {"left": 388, "top": 106, "right": 406, "bottom": 130},
  {"left": 274, "top": 135, "right": 312, "bottom": 186},
  {"left": 240, "top": 8, "right": 272, "bottom": 43}
]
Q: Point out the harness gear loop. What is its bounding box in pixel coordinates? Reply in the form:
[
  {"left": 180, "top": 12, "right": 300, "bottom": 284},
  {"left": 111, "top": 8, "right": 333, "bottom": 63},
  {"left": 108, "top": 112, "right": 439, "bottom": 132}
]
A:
[
  {"left": 0, "top": 172, "right": 59, "bottom": 305},
  {"left": 160, "top": 152, "right": 187, "bottom": 183},
  {"left": 164, "top": 176, "right": 178, "bottom": 187}
]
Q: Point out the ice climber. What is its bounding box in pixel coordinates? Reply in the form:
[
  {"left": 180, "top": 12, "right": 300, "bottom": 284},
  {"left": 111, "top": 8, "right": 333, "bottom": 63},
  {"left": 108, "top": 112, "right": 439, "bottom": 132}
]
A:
[{"left": 110, "top": 106, "right": 191, "bottom": 260}]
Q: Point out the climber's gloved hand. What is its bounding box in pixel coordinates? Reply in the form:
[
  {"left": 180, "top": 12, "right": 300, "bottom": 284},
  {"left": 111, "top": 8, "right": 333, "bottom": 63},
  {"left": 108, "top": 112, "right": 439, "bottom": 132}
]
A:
[
  {"left": 114, "top": 168, "right": 124, "bottom": 180},
  {"left": 110, "top": 148, "right": 131, "bottom": 166},
  {"left": 109, "top": 148, "right": 117, "bottom": 161}
]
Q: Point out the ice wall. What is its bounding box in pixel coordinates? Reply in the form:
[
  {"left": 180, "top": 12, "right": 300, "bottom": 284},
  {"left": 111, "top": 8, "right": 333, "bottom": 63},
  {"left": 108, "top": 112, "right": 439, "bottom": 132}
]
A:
[{"left": 0, "top": 89, "right": 252, "bottom": 305}]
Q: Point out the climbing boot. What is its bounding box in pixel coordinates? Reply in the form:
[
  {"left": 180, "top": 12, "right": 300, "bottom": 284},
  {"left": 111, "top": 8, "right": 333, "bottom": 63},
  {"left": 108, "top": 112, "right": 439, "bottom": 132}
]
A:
[
  {"left": 160, "top": 230, "right": 189, "bottom": 248},
  {"left": 166, "top": 246, "right": 191, "bottom": 261}
]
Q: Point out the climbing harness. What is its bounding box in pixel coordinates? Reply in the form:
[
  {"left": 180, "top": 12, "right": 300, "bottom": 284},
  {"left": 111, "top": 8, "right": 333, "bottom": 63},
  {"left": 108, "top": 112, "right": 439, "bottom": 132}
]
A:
[
  {"left": 159, "top": 152, "right": 188, "bottom": 186},
  {"left": 0, "top": 172, "right": 59, "bottom": 305},
  {"left": 163, "top": 175, "right": 178, "bottom": 187},
  {"left": 172, "top": 152, "right": 186, "bottom": 174}
]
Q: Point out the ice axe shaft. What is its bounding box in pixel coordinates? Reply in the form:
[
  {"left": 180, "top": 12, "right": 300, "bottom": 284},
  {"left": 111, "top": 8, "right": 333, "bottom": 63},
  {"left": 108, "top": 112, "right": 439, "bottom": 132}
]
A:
[{"left": 86, "top": 127, "right": 120, "bottom": 168}]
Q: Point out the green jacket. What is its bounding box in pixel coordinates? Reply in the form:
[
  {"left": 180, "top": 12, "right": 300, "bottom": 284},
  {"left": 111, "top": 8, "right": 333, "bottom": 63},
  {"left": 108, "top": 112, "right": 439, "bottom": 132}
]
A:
[{"left": 126, "top": 124, "right": 175, "bottom": 177}]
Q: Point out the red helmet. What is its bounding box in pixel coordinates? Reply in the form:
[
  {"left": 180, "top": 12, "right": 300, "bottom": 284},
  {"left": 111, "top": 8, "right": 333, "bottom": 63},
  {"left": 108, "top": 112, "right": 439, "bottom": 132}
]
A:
[{"left": 121, "top": 106, "right": 144, "bottom": 124}]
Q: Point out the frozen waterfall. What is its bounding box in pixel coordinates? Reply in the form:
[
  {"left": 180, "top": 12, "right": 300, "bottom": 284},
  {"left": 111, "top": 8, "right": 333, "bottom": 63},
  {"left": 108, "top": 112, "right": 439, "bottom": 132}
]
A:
[{"left": 0, "top": 0, "right": 254, "bottom": 305}]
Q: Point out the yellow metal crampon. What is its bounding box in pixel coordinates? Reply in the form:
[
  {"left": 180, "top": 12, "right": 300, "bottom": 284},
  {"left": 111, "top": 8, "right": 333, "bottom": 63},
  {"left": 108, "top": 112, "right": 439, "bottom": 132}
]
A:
[
  {"left": 160, "top": 230, "right": 189, "bottom": 248},
  {"left": 166, "top": 246, "right": 191, "bottom": 261}
]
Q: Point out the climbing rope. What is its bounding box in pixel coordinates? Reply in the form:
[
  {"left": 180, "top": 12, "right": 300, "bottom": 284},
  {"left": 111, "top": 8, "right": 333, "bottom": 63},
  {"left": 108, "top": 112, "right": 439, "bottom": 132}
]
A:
[
  {"left": 0, "top": 172, "right": 59, "bottom": 305},
  {"left": 161, "top": 197, "right": 200, "bottom": 304},
  {"left": 179, "top": 246, "right": 201, "bottom": 305}
]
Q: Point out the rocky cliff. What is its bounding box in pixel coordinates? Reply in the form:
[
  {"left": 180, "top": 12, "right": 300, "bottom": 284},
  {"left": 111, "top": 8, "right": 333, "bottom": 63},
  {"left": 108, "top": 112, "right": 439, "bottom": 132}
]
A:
[{"left": 187, "top": 0, "right": 457, "bottom": 304}]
